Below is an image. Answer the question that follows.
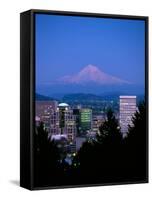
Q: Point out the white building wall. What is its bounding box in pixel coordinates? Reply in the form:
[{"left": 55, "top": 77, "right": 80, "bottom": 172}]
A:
[{"left": 119, "top": 96, "right": 137, "bottom": 137}]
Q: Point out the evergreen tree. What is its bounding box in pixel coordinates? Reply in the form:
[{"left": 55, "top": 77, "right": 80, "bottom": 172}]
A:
[
  {"left": 73, "top": 109, "right": 123, "bottom": 183},
  {"left": 123, "top": 101, "right": 147, "bottom": 179},
  {"left": 127, "top": 101, "right": 146, "bottom": 142},
  {"left": 96, "top": 108, "right": 123, "bottom": 178},
  {"left": 97, "top": 108, "right": 122, "bottom": 145},
  {"left": 34, "top": 122, "right": 61, "bottom": 186}
]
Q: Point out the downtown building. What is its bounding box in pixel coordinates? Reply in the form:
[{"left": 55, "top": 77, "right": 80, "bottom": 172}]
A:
[
  {"left": 79, "top": 108, "right": 92, "bottom": 134},
  {"left": 35, "top": 100, "right": 58, "bottom": 133},
  {"left": 36, "top": 101, "right": 77, "bottom": 154},
  {"left": 119, "top": 96, "right": 137, "bottom": 137},
  {"left": 50, "top": 103, "right": 77, "bottom": 153},
  {"left": 50, "top": 103, "right": 77, "bottom": 141},
  {"left": 92, "top": 115, "right": 105, "bottom": 134}
]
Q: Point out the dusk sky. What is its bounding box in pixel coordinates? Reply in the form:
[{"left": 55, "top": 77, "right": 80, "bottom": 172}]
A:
[{"left": 35, "top": 13, "right": 145, "bottom": 94}]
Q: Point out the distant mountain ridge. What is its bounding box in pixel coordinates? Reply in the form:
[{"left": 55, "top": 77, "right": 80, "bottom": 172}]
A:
[
  {"left": 36, "top": 93, "right": 56, "bottom": 101},
  {"left": 62, "top": 92, "right": 136, "bottom": 102},
  {"left": 36, "top": 92, "right": 144, "bottom": 104},
  {"left": 63, "top": 93, "right": 103, "bottom": 101}
]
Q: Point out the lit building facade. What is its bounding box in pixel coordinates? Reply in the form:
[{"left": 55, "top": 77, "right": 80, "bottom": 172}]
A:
[
  {"left": 92, "top": 115, "right": 105, "bottom": 134},
  {"left": 35, "top": 100, "right": 58, "bottom": 133},
  {"left": 49, "top": 103, "right": 77, "bottom": 153},
  {"left": 73, "top": 108, "right": 81, "bottom": 135},
  {"left": 119, "top": 96, "right": 137, "bottom": 137},
  {"left": 80, "top": 108, "right": 92, "bottom": 134}
]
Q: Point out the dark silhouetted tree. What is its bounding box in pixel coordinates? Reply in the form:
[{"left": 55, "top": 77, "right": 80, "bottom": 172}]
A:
[
  {"left": 97, "top": 108, "right": 122, "bottom": 145},
  {"left": 123, "top": 101, "right": 147, "bottom": 180},
  {"left": 34, "top": 122, "right": 61, "bottom": 186},
  {"left": 73, "top": 109, "right": 123, "bottom": 184},
  {"left": 96, "top": 108, "right": 123, "bottom": 179}
]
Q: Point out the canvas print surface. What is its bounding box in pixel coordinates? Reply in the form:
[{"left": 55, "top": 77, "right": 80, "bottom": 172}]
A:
[{"left": 34, "top": 13, "right": 147, "bottom": 188}]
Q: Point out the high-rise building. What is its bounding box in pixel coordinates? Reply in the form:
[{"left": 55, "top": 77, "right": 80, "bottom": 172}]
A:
[
  {"left": 35, "top": 101, "right": 77, "bottom": 153},
  {"left": 35, "top": 100, "right": 58, "bottom": 133},
  {"left": 80, "top": 108, "right": 92, "bottom": 134},
  {"left": 119, "top": 96, "right": 137, "bottom": 137},
  {"left": 49, "top": 103, "right": 77, "bottom": 152},
  {"left": 92, "top": 115, "right": 105, "bottom": 134},
  {"left": 36, "top": 101, "right": 58, "bottom": 116},
  {"left": 73, "top": 108, "right": 80, "bottom": 135}
]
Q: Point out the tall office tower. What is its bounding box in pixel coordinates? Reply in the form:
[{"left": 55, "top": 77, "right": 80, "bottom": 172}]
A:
[
  {"left": 80, "top": 108, "right": 92, "bottom": 134},
  {"left": 35, "top": 100, "right": 58, "bottom": 133},
  {"left": 49, "top": 110, "right": 60, "bottom": 136},
  {"left": 73, "top": 108, "right": 81, "bottom": 136},
  {"left": 119, "top": 96, "right": 137, "bottom": 137},
  {"left": 50, "top": 103, "right": 77, "bottom": 143},
  {"left": 58, "top": 103, "right": 77, "bottom": 153},
  {"left": 92, "top": 115, "right": 105, "bottom": 134}
]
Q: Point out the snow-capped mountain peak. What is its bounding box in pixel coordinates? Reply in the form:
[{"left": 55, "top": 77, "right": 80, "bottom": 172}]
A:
[{"left": 58, "top": 64, "right": 130, "bottom": 85}]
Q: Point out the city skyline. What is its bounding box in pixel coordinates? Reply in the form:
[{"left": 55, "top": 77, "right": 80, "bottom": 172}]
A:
[{"left": 35, "top": 94, "right": 137, "bottom": 155}]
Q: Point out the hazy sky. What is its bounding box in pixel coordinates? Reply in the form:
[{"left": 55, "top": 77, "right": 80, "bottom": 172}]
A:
[{"left": 35, "top": 13, "right": 145, "bottom": 87}]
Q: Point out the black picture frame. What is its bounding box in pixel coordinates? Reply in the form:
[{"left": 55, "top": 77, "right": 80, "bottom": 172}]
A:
[{"left": 20, "top": 9, "right": 149, "bottom": 190}]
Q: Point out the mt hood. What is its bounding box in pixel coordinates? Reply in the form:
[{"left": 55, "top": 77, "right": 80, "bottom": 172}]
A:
[{"left": 58, "top": 64, "right": 130, "bottom": 85}]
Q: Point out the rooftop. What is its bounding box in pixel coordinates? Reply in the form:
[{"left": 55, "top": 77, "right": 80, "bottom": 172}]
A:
[
  {"left": 58, "top": 103, "right": 69, "bottom": 107},
  {"left": 119, "top": 96, "right": 136, "bottom": 98}
]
